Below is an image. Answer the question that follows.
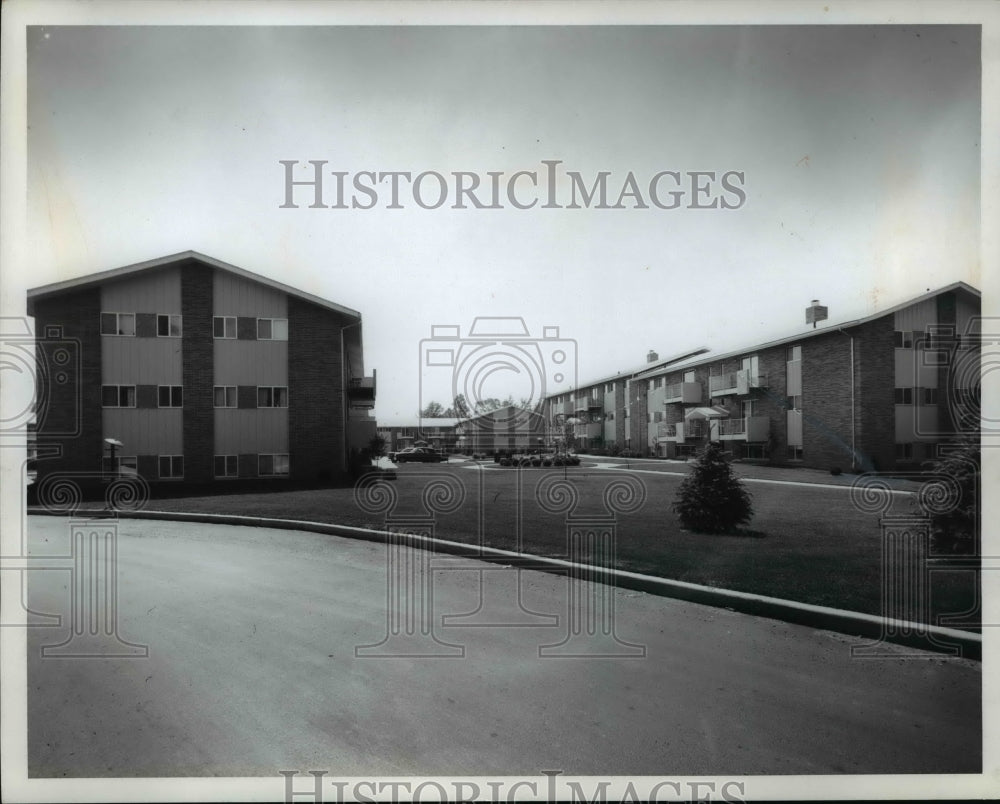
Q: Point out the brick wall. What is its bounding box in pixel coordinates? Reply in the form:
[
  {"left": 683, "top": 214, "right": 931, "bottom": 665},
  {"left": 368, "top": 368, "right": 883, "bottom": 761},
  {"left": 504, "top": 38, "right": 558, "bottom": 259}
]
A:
[
  {"left": 800, "top": 330, "right": 855, "bottom": 470},
  {"left": 181, "top": 263, "right": 214, "bottom": 483},
  {"left": 31, "top": 288, "right": 103, "bottom": 481},
  {"left": 288, "top": 296, "right": 348, "bottom": 482},
  {"left": 853, "top": 317, "right": 895, "bottom": 471}
]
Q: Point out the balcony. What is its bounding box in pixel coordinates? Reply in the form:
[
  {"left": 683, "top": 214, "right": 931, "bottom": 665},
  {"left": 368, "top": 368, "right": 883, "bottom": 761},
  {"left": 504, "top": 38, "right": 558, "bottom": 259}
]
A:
[
  {"left": 574, "top": 397, "right": 602, "bottom": 415},
  {"left": 664, "top": 381, "right": 703, "bottom": 404},
  {"left": 717, "top": 415, "right": 770, "bottom": 442},
  {"left": 347, "top": 370, "right": 376, "bottom": 407},
  {"left": 708, "top": 372, "right": 738, "bottom": 395},
  {"left": 735, "top": 370, "right": 769, "bottom": 395}
]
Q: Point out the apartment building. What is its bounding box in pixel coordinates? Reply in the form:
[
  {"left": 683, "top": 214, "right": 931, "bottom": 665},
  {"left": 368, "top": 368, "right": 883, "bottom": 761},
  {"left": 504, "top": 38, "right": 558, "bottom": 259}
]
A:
[
  {"left": 377, "top": 419, "right": 460, "bottom": 454},
  {"left": 544, "top": 282, "right": 980, "bottom": 471},
  {"left": 454, "top": 405, "right": 546, "bottom": 455},
  {"left": 27, "top": 251, "right": 375, "bottom": 490}
]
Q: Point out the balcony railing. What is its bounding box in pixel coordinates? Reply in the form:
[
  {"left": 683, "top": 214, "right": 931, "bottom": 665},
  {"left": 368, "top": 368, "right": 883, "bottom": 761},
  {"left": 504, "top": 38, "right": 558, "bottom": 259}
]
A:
[
  {"left": 736, "top": 370, "right": 768, "bottom": 394},
  {"left": 717, "top": 415, "right": 770, "bottom": 441},
  {"left": 347, "top": 371, "right": 376, "bottom": 406},
  {"left": 664, "top": 381, "right": 703, "bottom": 404},
  {"left": 709, "top": 372, "right": 738, "bottom": 394}
]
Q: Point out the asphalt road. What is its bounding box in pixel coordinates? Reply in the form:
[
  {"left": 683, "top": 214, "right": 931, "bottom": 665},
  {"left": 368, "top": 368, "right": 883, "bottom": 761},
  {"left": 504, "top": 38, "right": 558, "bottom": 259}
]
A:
[{"left": 25, "top": 515, "right": 980, "bottom": 777}]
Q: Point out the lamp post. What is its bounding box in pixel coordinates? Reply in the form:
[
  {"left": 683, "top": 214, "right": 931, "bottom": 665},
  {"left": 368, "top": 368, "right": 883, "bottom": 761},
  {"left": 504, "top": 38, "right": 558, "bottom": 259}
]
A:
[{"left": 103, "top": 437, "right": 123, "bottom": 477}]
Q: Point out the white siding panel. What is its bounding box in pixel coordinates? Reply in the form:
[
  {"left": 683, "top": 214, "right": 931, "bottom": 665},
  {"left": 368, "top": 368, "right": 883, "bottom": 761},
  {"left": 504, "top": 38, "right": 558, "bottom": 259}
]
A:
[
  {"left": 214, "top": 340, "right": 288, "bottom": 385},
  {"left": 103, "top": 409, "right": 183, "bottom": 454},
  {"left": 214, "top": 410, "right": 288, "bottom": 454},
  {"left": 893, "top": 299, "right": 937, "bottom": 333},
  {"left": 102, "top": 337, "right": 183, "bottom": 384},
  {"left": 895, "top": 407, "right": 916, "bottom": 443},
  {"left": 213, "top": 271, "right": 287, "bottom": 317},
  {"left": 101, "top": 267, "right": 182, "bottom": 313}
]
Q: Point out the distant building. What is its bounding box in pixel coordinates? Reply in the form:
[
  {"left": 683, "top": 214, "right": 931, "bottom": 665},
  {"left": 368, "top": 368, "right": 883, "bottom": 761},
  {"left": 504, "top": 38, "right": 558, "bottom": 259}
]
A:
[
  {"left": 27, "top": 251, "right": 375, "bottom": 489},
  {"left": 544, "top": 281, "right": 980, "bottom": 471},
  {"left": 454, "top": 405, "right": 546, "bottom": 455},
  {"left": 377, "top": 419, "right": 460, "bottom": 453}
]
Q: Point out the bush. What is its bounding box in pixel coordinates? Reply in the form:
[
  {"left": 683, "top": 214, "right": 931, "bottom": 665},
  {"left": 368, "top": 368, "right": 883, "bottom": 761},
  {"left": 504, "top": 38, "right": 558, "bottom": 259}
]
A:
[
  {"left": 673, "top": 443, "right": 753, "bottom": 534},
  {"left": 923, "top": 439, "right": 979, "bottom": 555}
]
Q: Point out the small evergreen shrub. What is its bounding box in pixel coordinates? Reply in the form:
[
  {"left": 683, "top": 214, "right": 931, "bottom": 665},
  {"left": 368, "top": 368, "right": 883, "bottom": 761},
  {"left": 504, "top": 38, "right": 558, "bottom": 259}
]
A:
[{"left": 673, "top": 443, "right": 754, "bottom": 533}]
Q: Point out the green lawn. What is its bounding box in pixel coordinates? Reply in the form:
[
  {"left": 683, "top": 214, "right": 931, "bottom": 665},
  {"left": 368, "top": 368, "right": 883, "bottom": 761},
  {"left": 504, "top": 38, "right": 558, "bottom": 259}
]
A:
[{"left": 109, "top": 464, "right": 978, "bottom": 627}]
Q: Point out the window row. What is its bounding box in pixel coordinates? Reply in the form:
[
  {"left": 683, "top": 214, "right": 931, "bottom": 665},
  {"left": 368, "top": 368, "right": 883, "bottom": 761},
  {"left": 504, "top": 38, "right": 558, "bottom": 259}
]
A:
[
  {"left": 214, "top": 386, "right": 289, "bottom": 408},
  {"left": 102, "top": 385, "right": 289, "bottom": 408},
  {"left": 894, "top": 387, "right": 939, "bottom": 406},
  {"left": 99, "top": 454, "right": 290, "bottom": 479},
  {"left": 215, "top": 453, "right": 290, "bottom": 478},
  {"left": 894, "top": 330, "right": 975, "bottom": 350},
  {"left": 102, "top": 385, "right": 182, "bottom": 408},
  {"left": 101, "top": 313, "right": 182, "bottom": 337},
  {"left": 213, "top": 316, "right": 288, "bottom": 340},
  {"left": 100, "top": 313, "right": 289, "bottom": 341}
]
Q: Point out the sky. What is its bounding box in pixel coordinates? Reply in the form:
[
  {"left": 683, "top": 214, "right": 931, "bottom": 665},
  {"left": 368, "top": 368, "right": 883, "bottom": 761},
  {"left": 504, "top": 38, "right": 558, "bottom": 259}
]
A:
[{"left": 18, "top": 21, "right": 983, "bottom": 421}]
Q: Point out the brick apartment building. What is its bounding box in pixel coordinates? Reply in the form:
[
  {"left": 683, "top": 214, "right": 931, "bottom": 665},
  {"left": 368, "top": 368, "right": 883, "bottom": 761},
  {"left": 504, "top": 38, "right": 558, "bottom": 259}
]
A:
[
  {"left": 454, "top": 405, "right": 547, "bottom": 455},
  {"left": 27, "top": 251, "right": 376, "bottom": 490},
  {"left": 543, "top": 282, "right": 980, "bottom": 471}
]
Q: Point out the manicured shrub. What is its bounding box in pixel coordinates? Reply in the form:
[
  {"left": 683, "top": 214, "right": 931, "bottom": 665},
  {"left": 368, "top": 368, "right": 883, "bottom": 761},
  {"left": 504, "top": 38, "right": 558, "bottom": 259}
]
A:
[{"left": 673, "top": 443, "right": 753, "bottom": 533}]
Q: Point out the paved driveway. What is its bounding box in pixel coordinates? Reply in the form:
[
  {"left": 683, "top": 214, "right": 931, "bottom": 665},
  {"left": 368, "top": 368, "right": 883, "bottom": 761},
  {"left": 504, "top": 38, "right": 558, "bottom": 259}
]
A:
[{"left": 25, "top": 516, "right": 980, "bottom": 777}]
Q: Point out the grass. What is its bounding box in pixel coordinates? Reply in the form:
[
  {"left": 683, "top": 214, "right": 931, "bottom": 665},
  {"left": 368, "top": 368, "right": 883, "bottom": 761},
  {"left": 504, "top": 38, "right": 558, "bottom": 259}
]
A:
[{"left": 93, "top": 463, "right": 978, "bottom": 628}]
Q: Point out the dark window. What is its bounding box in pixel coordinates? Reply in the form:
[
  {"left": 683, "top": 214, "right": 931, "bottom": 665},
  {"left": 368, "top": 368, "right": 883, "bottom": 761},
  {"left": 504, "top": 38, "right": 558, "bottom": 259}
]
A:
[
  {"left": 213, "top": 316, "right": 237, "bottom": 339},
  {"left": 158, "top": 386, "right": 183, "bottom": 407},
  {"left": 894, "top": 387, "right": 913, "bottom": 405},
  {"left": 157, "top": 314, "right": 182, "bottom": 337},
  {"left": 158, "top": 455, "right": 184, "bottom": 479}
]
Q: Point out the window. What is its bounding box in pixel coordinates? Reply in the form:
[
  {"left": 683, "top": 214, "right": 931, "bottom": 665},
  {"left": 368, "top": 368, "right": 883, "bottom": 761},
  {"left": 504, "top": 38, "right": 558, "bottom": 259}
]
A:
[
  {"left": 258, "top": 453, "right": 289, "bottom": 477},
  {"left": 648, "top": 380, "right": 654, "bottom": 391},
  {"left": 102, "top": 456, "right": 137, "bottom": 474},
  {"left": 213, "top": 316, "right": 237, "bottom": 339},
  {"left": 606, "top": 412, "right": 614, "bottom": 421},
  {"left": 647, "top": 412, "right": 653, "bottom": 422},
  {"left": 213, "top": 386, "right": 237, "bottom": 408},
  {"left": 653, "top": 411, "right": 663, "bottom": 423},
  {"left": 787, "top": 446, "right": 803, "bottom": 460},
  {"left": 921, "top": 387, "right": 939, "bottom": 406},
  {"left": 895, "top": 443, "right": 914, "bottom": 460},
  {"left": 786, "top": 344, "right": 801, "bottom": 361},
  {"left": 684, "top": 371, "right": 696, "bottom": 382},
  {"left": 257, "top": 318, "right": 288, "bottom": 340},
  {"left": 894, "top": 331, "right": 913, "bottom": 348},
  {"left": 158, "top": 455, "right": 184, "bottom": 479},
  {"left": 257, "top": 386, "right": 289, "bottom": 408},
  {"left": 100, "top": 312, "right": 135, "bottom": 336},
  {"left": 214, "top": 455, "right": 238, "bottom": 478},
  {"left": 157, "top": 314, "right": 182, "bottom": 337},
  {"left": 787, "top": 395, "right": 802, "bottom": 411},
  {"left": 158, "top": 386, "right": 183, "bottom": 408},
  {"left": 101, "top": 385, "right": 136, "bottom": 408},
  {"left": 894, "top": 387, "right": 914, "bottom": 405}
]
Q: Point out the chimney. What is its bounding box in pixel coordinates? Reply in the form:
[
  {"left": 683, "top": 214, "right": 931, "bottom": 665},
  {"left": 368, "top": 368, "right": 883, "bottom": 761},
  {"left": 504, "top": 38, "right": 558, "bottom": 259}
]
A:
[
  {"left": 646, "top": 349, "right": 658, "bottom": 363},
  {"left": 805, "top": 299, "right": 828, "bottom": 329}
]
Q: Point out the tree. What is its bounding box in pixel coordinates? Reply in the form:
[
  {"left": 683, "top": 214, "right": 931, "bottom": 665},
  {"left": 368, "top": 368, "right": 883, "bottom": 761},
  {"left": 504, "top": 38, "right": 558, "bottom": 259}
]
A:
[
  {"left": 452, "top": 394, "right": 470, "bottom": 418},
  {"left": 421, "top": 401, "right": 445, "bottom": 418},
  {"left": 673, "top": 442, "right": 753, "bottom": 533},
  {"left": 368, "top": 434, "right": 387, "bottom": 462}
]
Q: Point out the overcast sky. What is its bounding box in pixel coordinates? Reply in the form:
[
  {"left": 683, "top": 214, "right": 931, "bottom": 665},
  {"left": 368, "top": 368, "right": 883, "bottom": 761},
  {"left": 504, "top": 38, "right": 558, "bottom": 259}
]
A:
[{"left": 21, "top": 23, "right": 981, "bottom": 420}]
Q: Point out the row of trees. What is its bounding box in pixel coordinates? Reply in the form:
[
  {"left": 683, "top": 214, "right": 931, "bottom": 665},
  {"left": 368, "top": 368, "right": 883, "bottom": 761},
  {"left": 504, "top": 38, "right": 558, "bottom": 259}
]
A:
[{"left": 420, "top": 394, "right": 540, "bottom": 419}]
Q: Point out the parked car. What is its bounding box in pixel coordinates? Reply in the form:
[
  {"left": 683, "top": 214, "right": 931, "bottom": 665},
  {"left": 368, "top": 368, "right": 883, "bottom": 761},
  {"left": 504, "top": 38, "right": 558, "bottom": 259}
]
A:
[
  {"left": 394, "top": 447, "right": 447, "bottom": 463},
  {"left": 388, "top": 447, "right": 416, "bottom": 462}
]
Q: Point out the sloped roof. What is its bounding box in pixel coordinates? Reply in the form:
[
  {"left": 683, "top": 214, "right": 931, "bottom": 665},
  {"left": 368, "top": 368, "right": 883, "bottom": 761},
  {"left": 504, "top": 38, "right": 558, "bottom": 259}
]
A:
[
  {"left": 632, "top": 280, "right": 981, "bottom": 381},
  {"left": 26, "top": 250, "right": 362, "bottom": 319}
]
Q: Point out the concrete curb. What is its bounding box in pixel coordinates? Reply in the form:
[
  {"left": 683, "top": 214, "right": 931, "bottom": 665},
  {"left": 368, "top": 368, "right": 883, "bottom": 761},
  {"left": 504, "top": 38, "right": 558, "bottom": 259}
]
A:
[{"left": 29, "top": 507, "right": 981, "bottom": 661}]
